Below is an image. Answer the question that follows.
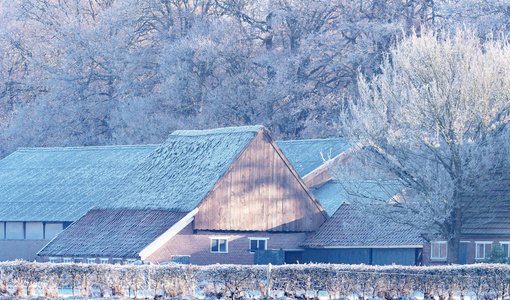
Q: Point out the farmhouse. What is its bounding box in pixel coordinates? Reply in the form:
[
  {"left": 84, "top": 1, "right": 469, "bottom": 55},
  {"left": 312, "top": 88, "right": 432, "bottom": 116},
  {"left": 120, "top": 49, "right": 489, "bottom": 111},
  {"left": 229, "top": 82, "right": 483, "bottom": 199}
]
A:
[
  {"left": 2, "top": 124, "right": 503, "bottom": 266},
  {"left": 38, "top": 126, "right": 329, "bottom": 264}
]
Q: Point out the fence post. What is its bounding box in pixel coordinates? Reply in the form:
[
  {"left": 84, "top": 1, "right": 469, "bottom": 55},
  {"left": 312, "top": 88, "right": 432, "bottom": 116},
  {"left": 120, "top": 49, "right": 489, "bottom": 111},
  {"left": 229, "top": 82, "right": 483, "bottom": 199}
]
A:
[{"left": 266, "top": 263, "right": 271, "bottom": 299}]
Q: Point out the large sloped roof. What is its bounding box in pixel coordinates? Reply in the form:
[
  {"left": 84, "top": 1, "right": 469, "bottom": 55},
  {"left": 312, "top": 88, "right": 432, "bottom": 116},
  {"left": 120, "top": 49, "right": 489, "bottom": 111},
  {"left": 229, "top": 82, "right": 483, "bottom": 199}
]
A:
[
  {"left": 276, "top": 138, "right": 350, "bottom": 177},
  {"left": 38, "top": 209, "right": 186, "bottom": 258},
  {"left": 301, "top": 203, "right": 423, "bottom": 248},
  {"left": 0, "top": 145, "right": 156, "bottom": 222},
  {"left": 462, "top": 179, "right": 510, "bottom": 235},
  {"left": 98, "top": 125, "right": 262, "bottom": 212}
]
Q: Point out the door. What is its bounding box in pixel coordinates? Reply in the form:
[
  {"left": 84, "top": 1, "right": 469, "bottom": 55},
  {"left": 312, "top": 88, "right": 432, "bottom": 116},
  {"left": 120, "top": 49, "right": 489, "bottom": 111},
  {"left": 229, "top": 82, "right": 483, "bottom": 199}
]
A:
[{"left": 459, "top": 242, "right": 469, "bottom": 264}]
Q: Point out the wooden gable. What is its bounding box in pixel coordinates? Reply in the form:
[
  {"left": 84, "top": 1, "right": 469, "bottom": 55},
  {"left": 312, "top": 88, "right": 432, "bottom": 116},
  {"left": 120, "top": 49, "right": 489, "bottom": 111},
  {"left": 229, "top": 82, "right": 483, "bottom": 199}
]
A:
[{"left": 194, "top": 128, "right": 328, "bottom": 232}]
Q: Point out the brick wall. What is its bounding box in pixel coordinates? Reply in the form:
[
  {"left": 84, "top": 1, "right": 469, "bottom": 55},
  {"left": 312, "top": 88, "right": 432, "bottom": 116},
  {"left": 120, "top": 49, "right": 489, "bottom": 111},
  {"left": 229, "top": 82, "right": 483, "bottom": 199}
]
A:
[
  {"left": 422, "top": 236, "right": 510, "bottom": 265},
  {"left": 147, "top": 223, "right": 308, "bottom": 265}
]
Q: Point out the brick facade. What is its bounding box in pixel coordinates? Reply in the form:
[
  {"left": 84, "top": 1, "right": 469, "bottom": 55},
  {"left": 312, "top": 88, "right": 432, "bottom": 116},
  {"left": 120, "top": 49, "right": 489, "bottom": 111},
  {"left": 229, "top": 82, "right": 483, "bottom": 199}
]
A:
[
  {"left": 146, "top": 223, "right": 308, "bottom": 265},
  {"left": 422, "top": 236, "right": 510, "bottom": 265}
]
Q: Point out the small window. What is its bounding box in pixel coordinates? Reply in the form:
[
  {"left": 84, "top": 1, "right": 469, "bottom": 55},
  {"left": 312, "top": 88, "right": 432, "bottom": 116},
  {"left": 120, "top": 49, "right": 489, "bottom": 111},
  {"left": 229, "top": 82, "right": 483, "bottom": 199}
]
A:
[
  {"left": 87, "top": 258, "right": 96, "bottom": 264},
  {"left": 431, "top": 241, "right": 447, "bottom": 260},
  {"left": 49, "top": 257, "right": 58, "bottom": 263},
  {"left": 100, "top": 258, "right": 109, "bottom": 264},
  {"left": 476, "top": 242, "right": 493, "bottom": 260},
  {"left": 500, "top": 242, "right": 510, "bottom": 258},
  {"left": 211, "top": 238, "right": 228, "bottom": 253},
  {"left": 249, "top": 238, "right": 268, "bottom": 252},
  {"left": 63, "top": 258, "right": 71, "bottom": 263},
  {"left": 127, "top": 259, "right": 136, "bottom": 264}
]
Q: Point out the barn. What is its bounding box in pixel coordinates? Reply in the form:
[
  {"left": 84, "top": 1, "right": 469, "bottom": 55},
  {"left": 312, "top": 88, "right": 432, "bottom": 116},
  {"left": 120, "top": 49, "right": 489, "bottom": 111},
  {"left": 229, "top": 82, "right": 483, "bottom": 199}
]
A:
[
  {"left": 0, "top": 145, "right": 156, "bottom": 261},
  {"left": 38, "top": 125, "right": 329, "bottom": 264}
]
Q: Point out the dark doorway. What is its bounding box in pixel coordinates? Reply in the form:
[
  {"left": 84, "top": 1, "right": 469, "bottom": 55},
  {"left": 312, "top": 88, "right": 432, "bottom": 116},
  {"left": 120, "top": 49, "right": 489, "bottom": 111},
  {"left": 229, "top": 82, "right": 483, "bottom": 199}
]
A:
[
  {"left": 284, "top": 250, "right": 303, "bottom": 264},
  {"left": 459, "top": 242, "right": 469, "bottom": 264}
]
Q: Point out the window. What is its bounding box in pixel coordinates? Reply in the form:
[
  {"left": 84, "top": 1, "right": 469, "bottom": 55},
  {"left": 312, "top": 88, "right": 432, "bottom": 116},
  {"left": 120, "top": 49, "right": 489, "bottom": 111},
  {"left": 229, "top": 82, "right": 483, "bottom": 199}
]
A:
[
  {"left": 63, "top": 258, "right": 71, "bottom": 263},
  {"left": 500, "top": 242, "right": 510, "bottom": 258},
  {"left": 249, "top": 238, "right": 268, "bottom": 252},
  {"left": 476, "top": 242, "right": 493, "bottom": 260},
  {"left": 210, "top": 238, "right": 228, "bottom": 253},
  {"left": 87, "top": 258, "right": 96, "bottom": 264},
  {"left": 127, "top": 259, "right": 136, "bottom": 264},
  {"left": 49, "top": 257, "right": 58, "bottom": 263},
  {"left": 100, "top": 258, "right": 109, "bottom": 264},
  {"left": 431, "top": 241, "right": 447, "bottom": 260}
]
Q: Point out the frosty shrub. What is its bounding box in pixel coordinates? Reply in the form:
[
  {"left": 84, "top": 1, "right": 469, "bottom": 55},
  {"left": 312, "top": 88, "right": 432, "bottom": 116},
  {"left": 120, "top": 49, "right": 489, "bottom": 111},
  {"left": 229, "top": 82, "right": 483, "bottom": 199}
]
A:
[
  {"left": 1, "top": 261, "right": 510, "bottom": 299},
  {"left": 198, "top": 265, "right": 266, "bottom": 299}
]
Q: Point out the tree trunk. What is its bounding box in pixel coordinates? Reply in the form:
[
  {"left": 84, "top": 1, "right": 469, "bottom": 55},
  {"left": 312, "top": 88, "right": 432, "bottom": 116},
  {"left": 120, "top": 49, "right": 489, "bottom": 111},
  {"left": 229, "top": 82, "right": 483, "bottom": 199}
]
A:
[
  {"left": 446, "top": 193, "right": 463, "bottom": 264},
  {"left": 447, "top": 235, "right": 460, "bottom": 264}
]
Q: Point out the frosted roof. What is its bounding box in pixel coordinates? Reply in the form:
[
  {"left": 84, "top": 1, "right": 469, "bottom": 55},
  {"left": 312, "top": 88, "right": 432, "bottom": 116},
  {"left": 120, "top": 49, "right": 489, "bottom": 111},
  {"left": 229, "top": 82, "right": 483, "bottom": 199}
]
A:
[
  {"left": 0, "top": 145, "right": 156, "bottom": 221},
  {"left": 38, "top": 209, "right": 186, "bottom": 258},
  {"left": 312, "top": 179, "right": 404, "bottom": 216},
  {"left": 276, "top": 138, "right": 351, "bottom": 177},
  {"left": 302, "top": 203, "right": 423, "bottom": 248},
  {"left": 98, "top": 126, "right": 262, "bottom": 211}
]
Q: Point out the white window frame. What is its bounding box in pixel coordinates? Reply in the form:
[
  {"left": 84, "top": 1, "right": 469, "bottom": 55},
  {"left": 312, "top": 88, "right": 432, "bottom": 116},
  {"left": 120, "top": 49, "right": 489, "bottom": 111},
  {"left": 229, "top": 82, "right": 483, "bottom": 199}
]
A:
[
  {"left": 499, "top": 242, "right": 510, "bottom": 258},
  {"left": 87, "top": 258, "right": 96, "bottom": 264},
  {"left": 430, "top": 241, "right": 447, "bottom": 260},
  {"left": 49, "top": 257, "right": 58, "bottom": 263},
  {"left": 475, "top": 241, "right": 493, "bottom": 260},
  {"left": 63, "top": 257, "right": 71, "bottom": 263},
  {"left": 100, "top": 258, "right": 109, "bottom": 264},
  {"left": 210, "top": 237, "right": 228, "bottom": 253},
  {"left": 249, "top": 238, "right": 269, "bottom": 253}
]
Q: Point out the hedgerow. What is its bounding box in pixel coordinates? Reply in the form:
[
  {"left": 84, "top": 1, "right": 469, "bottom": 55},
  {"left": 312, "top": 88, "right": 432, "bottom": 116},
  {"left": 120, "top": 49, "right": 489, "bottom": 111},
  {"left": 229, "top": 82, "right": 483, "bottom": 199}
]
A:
[{"left": 1, "top": 261, "right": 510, "bottom": 299}]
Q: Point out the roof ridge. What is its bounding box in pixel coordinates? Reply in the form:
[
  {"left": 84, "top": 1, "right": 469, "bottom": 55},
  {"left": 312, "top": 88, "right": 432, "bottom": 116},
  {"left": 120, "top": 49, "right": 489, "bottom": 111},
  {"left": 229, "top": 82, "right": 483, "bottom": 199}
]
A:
[
  {"left": 276, "top": 137, "right": 349, "bottom": 143},
  {"left": 170, "top": 125, "right": 263, "bottom": 137},
  {"left": 16, "top": 145, "right": 159, "bottom": 152}
]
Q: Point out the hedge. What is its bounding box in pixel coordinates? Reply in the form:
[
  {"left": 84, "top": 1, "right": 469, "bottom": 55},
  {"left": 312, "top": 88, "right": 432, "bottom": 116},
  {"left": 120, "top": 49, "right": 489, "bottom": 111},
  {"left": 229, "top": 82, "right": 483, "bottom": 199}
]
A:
[{"left": 1, "top": 261, "right": 510, "bottom": 299}]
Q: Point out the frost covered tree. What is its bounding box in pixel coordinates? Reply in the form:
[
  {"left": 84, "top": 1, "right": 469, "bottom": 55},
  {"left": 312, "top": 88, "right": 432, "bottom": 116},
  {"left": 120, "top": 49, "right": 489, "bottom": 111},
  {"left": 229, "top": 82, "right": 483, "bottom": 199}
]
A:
[{"left": 338, "top": 29, "right": 510, "bottom": 264}]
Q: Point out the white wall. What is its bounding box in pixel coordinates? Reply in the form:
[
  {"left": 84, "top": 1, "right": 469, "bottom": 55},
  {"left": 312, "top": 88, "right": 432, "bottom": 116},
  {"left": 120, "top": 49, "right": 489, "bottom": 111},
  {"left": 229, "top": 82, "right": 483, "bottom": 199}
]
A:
[
  {"left": 6, "top": 222, "right": 23, "bottom": 239},
  {"left": 26, "top": 222, "right": 43, "bottom": 239}
]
